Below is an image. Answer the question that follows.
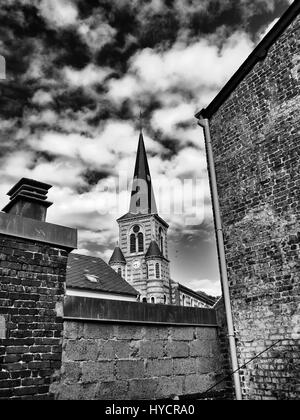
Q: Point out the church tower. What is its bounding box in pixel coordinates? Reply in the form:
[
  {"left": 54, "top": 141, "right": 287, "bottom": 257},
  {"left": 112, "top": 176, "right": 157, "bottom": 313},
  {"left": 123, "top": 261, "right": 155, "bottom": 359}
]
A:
[{"left": 109, "top": 130, "right": 171, "bottom": 304}]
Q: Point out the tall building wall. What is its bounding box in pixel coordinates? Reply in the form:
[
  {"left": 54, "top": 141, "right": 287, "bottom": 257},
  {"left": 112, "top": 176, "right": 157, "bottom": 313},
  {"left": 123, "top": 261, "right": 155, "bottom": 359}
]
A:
[{"left": 206, "top": 11, "right": 300, "bottom": 399}]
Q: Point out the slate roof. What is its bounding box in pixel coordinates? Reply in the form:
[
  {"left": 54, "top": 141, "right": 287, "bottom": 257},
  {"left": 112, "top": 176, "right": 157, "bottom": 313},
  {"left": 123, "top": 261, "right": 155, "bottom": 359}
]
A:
[
  {"left": 109, "top": 246, "right": 126, "bottom": 264},
  {"left": 66, "top": 253, "right": 138, "bottom": 297},
  {"left": 145, "top": 240, "right": 163, "bottom": 259},
  {"left": 129, "top": 132, "right": 157, "bottom": 214}
]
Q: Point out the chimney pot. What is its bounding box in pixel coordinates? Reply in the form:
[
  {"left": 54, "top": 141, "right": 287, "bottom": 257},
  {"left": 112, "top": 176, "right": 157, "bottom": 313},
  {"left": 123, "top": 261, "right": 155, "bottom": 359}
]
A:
[{"left": 2, "top": 178, "right": 53, "bottom": 221}]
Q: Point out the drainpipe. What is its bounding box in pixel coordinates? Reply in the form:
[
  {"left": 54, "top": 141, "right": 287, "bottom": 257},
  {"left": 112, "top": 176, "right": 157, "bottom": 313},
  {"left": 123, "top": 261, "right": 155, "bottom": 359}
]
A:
[{"left": 197, "top": 117, "right": 242, "bottom": 401}]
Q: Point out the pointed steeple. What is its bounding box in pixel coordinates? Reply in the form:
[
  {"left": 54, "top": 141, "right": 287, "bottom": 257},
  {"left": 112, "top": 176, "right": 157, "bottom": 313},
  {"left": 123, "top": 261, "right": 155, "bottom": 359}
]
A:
[
  {"left": 145, "top": 240, "right": 163, "bottom": 259},
  {"left": 129, "top": 132, "right": 157, "bottom": 214},
  {"left": 109, "top": 246, "right": 126, "bottom": 265}
]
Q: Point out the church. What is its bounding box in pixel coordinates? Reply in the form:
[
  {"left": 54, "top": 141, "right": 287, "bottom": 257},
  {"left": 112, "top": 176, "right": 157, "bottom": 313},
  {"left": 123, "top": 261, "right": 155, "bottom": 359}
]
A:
[{"left": 106, "top": 129, "right": 215, "bottom": 308}]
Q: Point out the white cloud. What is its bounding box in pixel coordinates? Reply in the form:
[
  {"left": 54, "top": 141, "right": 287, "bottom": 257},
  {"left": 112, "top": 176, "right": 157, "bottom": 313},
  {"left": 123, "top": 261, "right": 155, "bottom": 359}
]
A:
[
  {"left": 152, "top": 103, "right": 195, "bottom": 135},
  {"left": 31, "top": 90, "right": 53, "bottom": 105},
  {"left": 108, "top": 30, "right": 254, "bottom": 107},
  {"left": 78, "top": 20, "right": 116, "bottom": 53},
  {"left": 64, "top": 64, "right": 111, "bottom": 87},
  {"left": 29, "top": 121, "right": 163, "bottom": 170},
  {"left": 39, "top": 0, "right": 78, "bottom": 28},
  {"left": 183, "top": 278, "right": 222, "bottom": 297},
  {"left": 0, "top": 149, "right": 85, "bottom": 192}
]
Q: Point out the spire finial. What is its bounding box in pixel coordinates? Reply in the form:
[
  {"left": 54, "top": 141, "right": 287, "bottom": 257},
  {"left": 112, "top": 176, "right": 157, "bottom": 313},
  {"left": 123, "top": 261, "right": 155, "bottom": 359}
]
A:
[{"left": 139, "top": 108, "right": 143, "bottom": 134}]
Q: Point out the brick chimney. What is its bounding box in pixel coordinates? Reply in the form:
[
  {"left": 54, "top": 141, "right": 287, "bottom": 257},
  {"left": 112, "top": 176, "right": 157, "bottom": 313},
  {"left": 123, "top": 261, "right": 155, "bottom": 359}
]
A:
[{"left": 2, "top": 177, "right": 53, "bottom": 221}]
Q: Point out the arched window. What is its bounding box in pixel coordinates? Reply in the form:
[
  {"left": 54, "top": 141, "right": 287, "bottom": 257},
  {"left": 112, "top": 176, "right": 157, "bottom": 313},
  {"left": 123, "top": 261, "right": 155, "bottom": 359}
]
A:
[
  {"left": 138, "top": 232, "right": 144, "bottom": 252},
  {"left": 129, "top": 225, "right": 144, "bottom": 254},
  {"left": 117, "top": 267, "right": 122, "bottom": 276},
  {"left": 130, "top": 233, "right": 136, "bottom": 253},
  {"left": 151, "top": 297, "right": 155, "bottom": 304},
  {"left": 155, "top": 263, "right": 160, "bottom": 279},
  {"left": 159, "top": 227, "right": 164, "bottom": 256},
  {"left": 142, "top": 297, "right": 147, "bottom": 303}
]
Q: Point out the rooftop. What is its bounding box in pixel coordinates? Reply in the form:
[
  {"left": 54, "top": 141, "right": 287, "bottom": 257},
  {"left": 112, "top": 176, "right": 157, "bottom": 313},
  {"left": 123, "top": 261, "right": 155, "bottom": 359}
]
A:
[{"left": 67, "top": 253, "right": 138, "bottom": 297}]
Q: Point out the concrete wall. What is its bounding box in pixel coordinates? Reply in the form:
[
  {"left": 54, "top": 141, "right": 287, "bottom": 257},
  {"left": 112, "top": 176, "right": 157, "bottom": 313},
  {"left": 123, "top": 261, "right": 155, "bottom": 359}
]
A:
[
  {"left": 51, "top": 296, "right": 229, "bottom": 400},
  {"left": 0, "top": 212, "right": 76, "bottom": 400},
  {"left": 207, "top": 12, "right": 300, "bottom": 400}
]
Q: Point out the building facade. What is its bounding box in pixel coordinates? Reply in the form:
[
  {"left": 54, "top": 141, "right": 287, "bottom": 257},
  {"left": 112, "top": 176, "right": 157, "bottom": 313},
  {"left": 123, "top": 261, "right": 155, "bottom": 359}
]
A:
[
  {"left": 109, "top": 131, "right": 214, "bottom": 307},
  {"left": 196, "top": 2, "right": 300, "bottom": 400}
]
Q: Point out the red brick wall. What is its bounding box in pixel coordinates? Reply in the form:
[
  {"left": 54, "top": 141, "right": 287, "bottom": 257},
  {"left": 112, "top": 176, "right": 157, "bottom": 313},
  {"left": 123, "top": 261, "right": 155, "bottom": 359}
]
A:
[
  {"left": 0, "top": 234, "right": 69, "bottom": 400},
  {"left": 208, "top": 14, "right": 300, "bottom": 399}
]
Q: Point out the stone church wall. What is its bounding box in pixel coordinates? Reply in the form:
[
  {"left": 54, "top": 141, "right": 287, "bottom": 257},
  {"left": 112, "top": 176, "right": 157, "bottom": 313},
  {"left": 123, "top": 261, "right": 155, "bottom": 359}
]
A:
[{"left": 207, "top": 12, "right": 300, "bottom": 399}]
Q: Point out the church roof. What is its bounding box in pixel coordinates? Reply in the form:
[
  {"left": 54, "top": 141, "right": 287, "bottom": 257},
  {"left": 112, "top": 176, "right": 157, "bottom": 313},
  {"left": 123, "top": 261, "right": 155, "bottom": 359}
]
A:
[
  {"left": 129, "top": 132, "right": 157, "bottom": 215},
  {"left": 145, "top": 240, "right": 163, "bottom": 259},
  {"left": 109, "top": 246, "right": 126, "bottom": 264},
  {"left": 66, "top": 253, "right": 138, "bottom": 297},
  {"left": 175, "top": 281, "right": 217, "bottom": 307}
]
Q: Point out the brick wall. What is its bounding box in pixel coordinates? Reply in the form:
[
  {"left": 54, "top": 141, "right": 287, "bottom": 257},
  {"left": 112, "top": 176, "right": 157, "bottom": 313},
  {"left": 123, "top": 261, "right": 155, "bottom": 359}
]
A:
[
  {"left": 0, "top": 235, "right": 69, "bottom": 399},
  {"left": 53, "top": 321, "right": 225, "bottom": 400},
  {"left": 0, "top": 210, "right": 76, "bottom": 400},
  {"left": 207, "top": 13, "right": 300, "bottom": 399}
]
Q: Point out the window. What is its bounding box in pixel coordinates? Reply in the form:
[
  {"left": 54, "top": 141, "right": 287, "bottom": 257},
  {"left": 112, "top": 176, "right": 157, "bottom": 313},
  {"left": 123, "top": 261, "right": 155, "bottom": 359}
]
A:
[
  {"left": 129, "top": 225, "right": 144, "bottom": 254},
  {"left": 155, "top": 263, "right": 160, "bottom": 279},
  {"left": 117, "top": 268, "right": 122, "bottom": 276},
  {"left": 164, "top": 295, "right": 167, "bottom": 304},
  {"left": 182, "top": 295, "right": 185, "bottom": 306},
  {"left": 146, "top": 263, "right": 149, "bottom": 278},
  {"left": 151, "top": 297, "right": 155, "bottom": 304},
  {"left": 159, "top": 227, "right": 164, "bottom": 256},
  {"left": 138, "top": 232, "right": 144, "bottom": 252},
  {"left": 142, "top": 297, "right": 147, "bottom": 303},
  {"left": 130, "top": 233, "right": 136, "bottom": 253}
]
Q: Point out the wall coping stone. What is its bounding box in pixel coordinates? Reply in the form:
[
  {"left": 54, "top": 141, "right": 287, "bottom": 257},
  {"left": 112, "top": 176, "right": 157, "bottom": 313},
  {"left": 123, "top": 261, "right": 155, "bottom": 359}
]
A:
[
  {"left": 64, "top": 296, "right": 218, "bottom": 326},
  {"left": 0, "top": 211, "right": 77, "bottom": 250}
]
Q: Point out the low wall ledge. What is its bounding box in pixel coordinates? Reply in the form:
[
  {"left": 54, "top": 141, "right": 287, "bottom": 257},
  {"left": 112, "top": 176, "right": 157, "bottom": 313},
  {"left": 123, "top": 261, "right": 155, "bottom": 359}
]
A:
[
  {"left": 0, "top": 211, "right": 77, "bottom": 250},
  {"left": 64, "top": 296, "right": 218, "bottom": 326}
]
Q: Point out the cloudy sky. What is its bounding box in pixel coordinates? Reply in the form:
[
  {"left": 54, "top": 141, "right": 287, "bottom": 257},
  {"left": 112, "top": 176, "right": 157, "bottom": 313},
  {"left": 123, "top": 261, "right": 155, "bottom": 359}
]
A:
[{"left": 0, "top": 0, "right": 292, "bottom": 296}]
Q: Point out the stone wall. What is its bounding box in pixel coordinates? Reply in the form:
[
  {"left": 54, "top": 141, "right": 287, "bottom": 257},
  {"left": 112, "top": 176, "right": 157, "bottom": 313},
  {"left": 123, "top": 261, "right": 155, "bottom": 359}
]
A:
[
  {"left": 52, "top": 296, "right": 229, "bottom": 400},
  {"left": 0, "top": 212, "right": 76, "bottom": 400},
  {"left": 207, "top": 12, "right": 300, "bottom": 399}
]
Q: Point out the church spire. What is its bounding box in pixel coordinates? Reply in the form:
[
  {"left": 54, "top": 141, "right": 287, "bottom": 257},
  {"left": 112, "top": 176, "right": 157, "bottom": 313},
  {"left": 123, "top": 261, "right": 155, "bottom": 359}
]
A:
[{"left": 129, "top": 131, "right": 157, "bottom": 214}]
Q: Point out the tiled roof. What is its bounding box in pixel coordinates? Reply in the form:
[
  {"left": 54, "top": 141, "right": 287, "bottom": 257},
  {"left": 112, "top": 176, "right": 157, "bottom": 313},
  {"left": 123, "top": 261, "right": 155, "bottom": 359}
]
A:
[{"left": 66, "top": 253, "right": 138, "bottom": 296}]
